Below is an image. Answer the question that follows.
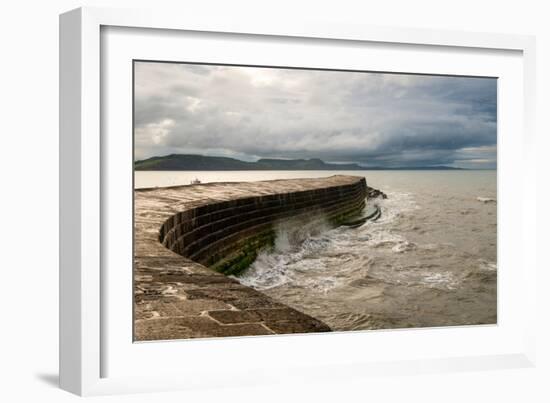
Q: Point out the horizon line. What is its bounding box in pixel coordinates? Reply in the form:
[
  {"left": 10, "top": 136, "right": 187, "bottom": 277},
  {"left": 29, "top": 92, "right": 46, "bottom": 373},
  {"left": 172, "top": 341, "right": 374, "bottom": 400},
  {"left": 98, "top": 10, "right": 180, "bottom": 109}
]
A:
[{"left": 134, "top": 153, "right": 499, "bottom": 170}]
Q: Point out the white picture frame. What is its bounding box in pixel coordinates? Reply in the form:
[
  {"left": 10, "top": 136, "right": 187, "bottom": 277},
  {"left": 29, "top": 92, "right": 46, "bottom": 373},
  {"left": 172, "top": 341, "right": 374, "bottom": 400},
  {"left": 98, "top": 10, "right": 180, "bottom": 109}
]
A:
[{"left": 59, "top": 6, "right": 537, "bottom": 396}]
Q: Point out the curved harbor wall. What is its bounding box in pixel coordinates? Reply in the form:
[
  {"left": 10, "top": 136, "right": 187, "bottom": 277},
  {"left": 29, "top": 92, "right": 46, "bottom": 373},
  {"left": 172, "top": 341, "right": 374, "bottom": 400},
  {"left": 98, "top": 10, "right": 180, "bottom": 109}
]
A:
[
  {"left": 159, "top": 177, "right": 367, "bottom": 274},
  {"left": 134, "top": 175, "right": 366, "bottom": 341}
]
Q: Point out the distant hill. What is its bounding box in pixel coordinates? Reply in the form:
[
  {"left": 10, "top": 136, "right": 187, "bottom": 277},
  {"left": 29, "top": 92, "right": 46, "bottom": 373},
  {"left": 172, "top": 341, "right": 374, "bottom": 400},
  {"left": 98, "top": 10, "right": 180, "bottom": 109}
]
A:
[
  {"left": 363, "top": 165, "right": 464, "bottom": 170},
  {"left": 134, "top": 154, "right": 364, "bottom": 171},
  {"left": 134, "top": 154, "right": 464, "bottom": 171}
]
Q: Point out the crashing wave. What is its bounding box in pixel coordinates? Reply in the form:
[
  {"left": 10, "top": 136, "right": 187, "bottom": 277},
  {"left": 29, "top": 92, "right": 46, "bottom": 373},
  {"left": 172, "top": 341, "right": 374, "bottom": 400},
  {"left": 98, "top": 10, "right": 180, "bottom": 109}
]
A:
[{"left": 237, "top": 190, "right": 419, "bottom": 292}]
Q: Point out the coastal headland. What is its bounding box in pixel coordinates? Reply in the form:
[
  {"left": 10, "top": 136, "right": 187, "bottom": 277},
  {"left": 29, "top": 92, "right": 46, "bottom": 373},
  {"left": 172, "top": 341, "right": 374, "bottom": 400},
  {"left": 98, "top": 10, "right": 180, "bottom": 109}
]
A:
[{"left": 135, "top": 175, "right": 368, "bottom": 341}]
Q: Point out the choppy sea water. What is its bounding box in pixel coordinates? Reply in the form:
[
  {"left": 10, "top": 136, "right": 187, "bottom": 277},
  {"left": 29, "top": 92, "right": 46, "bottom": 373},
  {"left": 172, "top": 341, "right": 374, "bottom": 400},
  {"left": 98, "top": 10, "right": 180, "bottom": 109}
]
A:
[{"left": 136, "top": 170, "right": 497, "bottom": 330}]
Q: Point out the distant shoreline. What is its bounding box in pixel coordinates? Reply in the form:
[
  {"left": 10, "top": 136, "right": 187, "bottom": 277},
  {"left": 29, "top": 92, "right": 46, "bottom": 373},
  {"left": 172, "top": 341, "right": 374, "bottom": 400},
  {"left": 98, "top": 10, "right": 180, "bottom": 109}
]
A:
[
  {"left": 135, "top": 154, "right": 470, "bottom": 171},
  {"left": 135, "top": 168, "right": 499, "bottom": 172}
]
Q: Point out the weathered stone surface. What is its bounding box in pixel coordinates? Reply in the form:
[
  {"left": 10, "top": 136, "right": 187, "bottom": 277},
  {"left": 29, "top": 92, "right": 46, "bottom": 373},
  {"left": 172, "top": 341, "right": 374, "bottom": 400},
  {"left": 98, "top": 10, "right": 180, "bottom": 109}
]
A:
[
  {"left": 134, "top": 175, "right": 367, "bottom": 341},
  {"left": 208, "top": 308, "right": 318, "bottom": 324},
  {"left": 139, "top": 299, "right": 232, "bottom": 319},
  {"left": 264, "top": 319, "right": 331, "bottom": 334},
  {"left": 135, "top": 317, "right": 274, "bottom": 341}
]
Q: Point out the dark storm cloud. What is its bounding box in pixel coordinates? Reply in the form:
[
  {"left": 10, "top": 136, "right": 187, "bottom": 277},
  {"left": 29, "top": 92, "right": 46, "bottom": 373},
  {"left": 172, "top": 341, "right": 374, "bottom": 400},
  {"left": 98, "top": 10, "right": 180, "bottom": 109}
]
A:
[{"left": 134, "top": 62, "right": 497, "bottom": 168}]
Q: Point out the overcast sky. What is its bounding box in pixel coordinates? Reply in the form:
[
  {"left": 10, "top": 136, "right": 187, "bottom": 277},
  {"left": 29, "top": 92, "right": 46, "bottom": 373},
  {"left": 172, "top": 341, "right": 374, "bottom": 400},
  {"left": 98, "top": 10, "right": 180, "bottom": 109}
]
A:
[{"left": 134, "top": 62, "right": 497, "bottom": 169}]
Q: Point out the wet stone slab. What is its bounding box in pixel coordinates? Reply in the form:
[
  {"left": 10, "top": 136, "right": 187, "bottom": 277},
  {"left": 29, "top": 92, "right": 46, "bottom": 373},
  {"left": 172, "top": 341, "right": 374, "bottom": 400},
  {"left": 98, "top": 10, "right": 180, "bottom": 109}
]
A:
[{"left": 135, "top": 175, "right": 366, "bottom": 341}]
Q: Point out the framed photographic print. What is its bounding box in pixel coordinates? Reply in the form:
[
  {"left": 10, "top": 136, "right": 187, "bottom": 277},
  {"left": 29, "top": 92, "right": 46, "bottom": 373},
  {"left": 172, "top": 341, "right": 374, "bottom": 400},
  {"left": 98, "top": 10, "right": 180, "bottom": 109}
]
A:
[{"left": 60, "top": 7, "right": 537, "bottom": 396}]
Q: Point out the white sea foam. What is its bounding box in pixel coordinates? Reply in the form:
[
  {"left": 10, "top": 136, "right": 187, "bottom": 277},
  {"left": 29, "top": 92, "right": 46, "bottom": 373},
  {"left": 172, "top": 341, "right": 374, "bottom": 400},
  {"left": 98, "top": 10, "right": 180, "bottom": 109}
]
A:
[
  {"left": 476, "top": 196, "right": 497, "bottom": 203},
  {"left": 479, "top": 260, "right": 498, "bottom": 271},
  {"left": 391, "top": 241, "right": 417, "bottom": 253},
  {"left": 237, "top": 219, "right": 336, "bottom": 291},
  {"left": 418, "top": 271, "right": 459, "bottom": 290},
  {"left": 239, "top": 190, "right": 421, "bottom": 291}
]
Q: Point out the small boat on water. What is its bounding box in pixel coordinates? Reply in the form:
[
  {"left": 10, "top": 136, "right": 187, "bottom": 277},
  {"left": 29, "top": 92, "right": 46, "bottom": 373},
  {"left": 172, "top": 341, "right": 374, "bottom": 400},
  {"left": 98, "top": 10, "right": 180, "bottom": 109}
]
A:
[{"left": 190, "top": 178, "right": 201, "bottom": 185}]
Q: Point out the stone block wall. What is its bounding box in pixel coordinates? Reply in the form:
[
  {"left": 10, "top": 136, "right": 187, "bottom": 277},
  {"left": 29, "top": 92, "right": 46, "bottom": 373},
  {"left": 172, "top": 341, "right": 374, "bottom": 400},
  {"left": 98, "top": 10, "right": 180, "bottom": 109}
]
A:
[
  {"left": 158, "top": 177, "right": 367, "bottom": 275},
  {"left": 134, "top": 176, "right": 369, "bottom": 340}
]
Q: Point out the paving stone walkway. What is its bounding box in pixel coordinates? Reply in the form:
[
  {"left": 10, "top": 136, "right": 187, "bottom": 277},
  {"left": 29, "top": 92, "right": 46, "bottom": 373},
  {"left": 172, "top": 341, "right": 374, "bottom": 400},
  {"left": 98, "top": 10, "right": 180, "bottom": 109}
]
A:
[{"left": 135, "top": 175, "right": 366, "bottom": 341}]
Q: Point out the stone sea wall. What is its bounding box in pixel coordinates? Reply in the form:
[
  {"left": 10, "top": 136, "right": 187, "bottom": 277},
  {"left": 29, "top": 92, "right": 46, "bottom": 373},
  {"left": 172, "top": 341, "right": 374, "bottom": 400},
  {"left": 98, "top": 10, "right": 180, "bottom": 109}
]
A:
[
  {"left": 158, "top": 177, "right": 367, "bottom": 275},
  {"left": 134, "top": 175, "right": 367, "bottom": 341}
]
